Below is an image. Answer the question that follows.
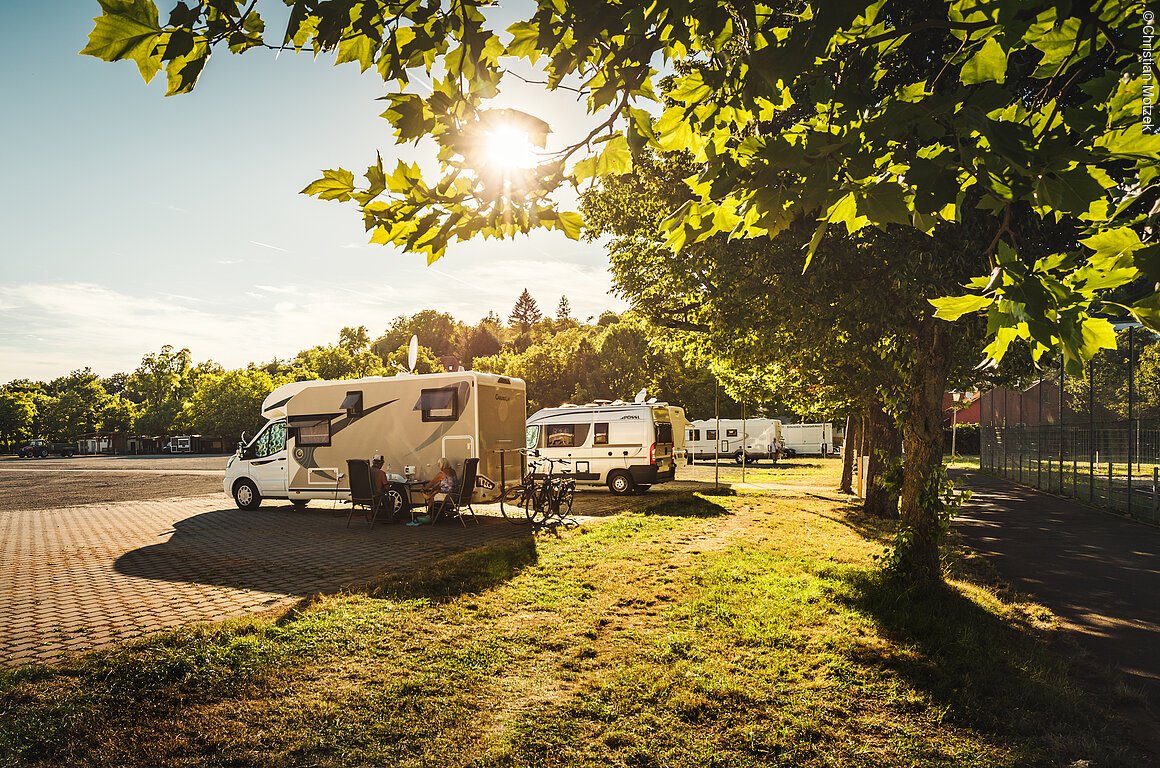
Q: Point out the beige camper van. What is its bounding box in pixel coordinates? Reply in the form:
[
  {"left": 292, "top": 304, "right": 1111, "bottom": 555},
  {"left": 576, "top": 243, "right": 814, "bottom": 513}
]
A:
[{"left": 223, "top": 371, "right": 526, "bottom": 510}]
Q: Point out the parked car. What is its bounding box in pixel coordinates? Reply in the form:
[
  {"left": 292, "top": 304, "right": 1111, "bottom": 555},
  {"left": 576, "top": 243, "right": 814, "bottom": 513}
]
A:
[{"left": 17, "top": 439, "right": 76, "bottom": 458}]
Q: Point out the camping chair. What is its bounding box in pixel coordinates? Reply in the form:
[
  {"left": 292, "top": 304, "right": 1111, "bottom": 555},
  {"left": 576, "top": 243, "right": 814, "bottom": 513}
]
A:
[
  {"left": 346, "top": 459, "right": 384, "bottom": 527},
  {"left": 430, "top": 458, "right": 479, "bottom": 526}
]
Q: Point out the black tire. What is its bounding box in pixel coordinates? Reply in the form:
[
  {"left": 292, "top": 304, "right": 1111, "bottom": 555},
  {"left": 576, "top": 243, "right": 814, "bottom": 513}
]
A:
[
  {"left": 291, "top": 499, "right": 310, "bottom": 509},
  {"left": 607, "top": 470, "right": 635, "bottom": 495},
  {"left": 385, "top": 486, "right": 407, "bottom": 521},
  {"left": 635, "top": 485, "right": 651, "bottom": 494},
  {"left": 734, "top": 450, "right": 746, "bottom": 465},
  {"left": 560, "top": 484, "right": 575, "bottom": 514},
  {"left": 233, "top": 479, "right": 262, "bottom": 510},
  {"left": 37, "top": 449, "right": 48, "bottom": 458}
]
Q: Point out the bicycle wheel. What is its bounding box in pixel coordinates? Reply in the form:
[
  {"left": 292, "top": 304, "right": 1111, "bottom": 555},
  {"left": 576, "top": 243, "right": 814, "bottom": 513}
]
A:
[
  {"left": 500, "top": 482, "right": 534, "bottom": 522},
  {"left": 559, "top": 481, "right": 575, "bottom": 516}
]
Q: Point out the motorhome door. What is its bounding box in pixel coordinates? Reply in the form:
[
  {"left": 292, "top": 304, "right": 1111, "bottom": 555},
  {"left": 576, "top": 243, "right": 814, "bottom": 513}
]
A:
[{"left": 442, "top": 435, "right": 474, "bottom": 472}]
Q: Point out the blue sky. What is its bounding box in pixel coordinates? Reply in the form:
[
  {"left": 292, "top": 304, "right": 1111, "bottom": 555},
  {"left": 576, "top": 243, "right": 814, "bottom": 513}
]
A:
[{"left": 0, "top": 0, "right": 625, "bottom": 382}]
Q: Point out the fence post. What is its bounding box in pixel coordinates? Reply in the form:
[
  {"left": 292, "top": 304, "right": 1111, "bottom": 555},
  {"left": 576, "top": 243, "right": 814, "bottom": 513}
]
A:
[
  {"left": 1089, "top": 358, "right": 1096, "bottom": 504},
  {"left": 1109, "top": 461, "right": 1114, "bottom": 510},
  {"left": 1128, "top": 326, "right": 1135, "bottom": 518},
  {"left": 1152, "top": 466, "right": 1157, "bottom": 521}
]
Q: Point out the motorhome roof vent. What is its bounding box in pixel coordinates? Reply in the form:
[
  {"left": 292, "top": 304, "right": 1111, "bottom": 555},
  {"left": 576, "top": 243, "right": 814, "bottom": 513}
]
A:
[
  {"left": 592, "top": 399, "right": 612, "bottom": 405},
  {"left": 340, "top": 390, "right": 363, "bottom": 416}
]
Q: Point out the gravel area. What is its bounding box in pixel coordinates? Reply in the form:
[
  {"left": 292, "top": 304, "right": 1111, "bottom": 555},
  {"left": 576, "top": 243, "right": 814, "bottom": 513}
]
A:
[{"left": 0, "top": 455, "right": 226, "bottom": 510}]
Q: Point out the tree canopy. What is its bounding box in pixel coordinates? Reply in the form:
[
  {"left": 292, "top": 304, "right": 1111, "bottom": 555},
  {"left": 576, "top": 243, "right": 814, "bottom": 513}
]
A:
[{"left": 85, "top": 0, "right": 1158, "bottom": 372}]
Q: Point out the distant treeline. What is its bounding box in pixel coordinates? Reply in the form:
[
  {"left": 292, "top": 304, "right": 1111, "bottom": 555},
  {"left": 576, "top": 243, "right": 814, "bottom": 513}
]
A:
[{"left": 0, "top": 292, "right": 755, "bottom": 448}]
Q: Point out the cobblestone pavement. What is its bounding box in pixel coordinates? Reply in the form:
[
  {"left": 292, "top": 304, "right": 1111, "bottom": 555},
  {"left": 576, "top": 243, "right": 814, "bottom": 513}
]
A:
[{"left": 0, "top": 480, "right": 712, "bottom": 668}]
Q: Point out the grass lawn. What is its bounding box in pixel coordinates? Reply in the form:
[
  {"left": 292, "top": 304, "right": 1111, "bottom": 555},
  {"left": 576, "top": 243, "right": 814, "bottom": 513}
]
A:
[{"left": 0, "top": 461, "right": 1145, "bottom": 767}]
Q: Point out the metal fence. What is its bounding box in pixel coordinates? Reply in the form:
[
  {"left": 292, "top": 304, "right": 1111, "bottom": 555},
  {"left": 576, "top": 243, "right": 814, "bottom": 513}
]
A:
[{"left": 980, "top": 327, "right": 1160, "bottom": 526}]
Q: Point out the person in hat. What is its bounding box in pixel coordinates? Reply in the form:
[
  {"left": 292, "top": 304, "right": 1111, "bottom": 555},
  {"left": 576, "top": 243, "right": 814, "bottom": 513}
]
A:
[{"left": 370, "top": 455, "right": 390, "bottom": 498}]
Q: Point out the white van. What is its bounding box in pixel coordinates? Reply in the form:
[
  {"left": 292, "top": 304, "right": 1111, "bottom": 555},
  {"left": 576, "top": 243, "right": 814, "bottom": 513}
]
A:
[
  {"left": 780, "top": 422, "right": 835, "bottom": 457},
  {"left": 223, "top": 371, "right": 526, "bottom": 510},
  {"left": 686, "top": 418, "right": 783, "bottom": 464},
  {"left": 525, "top": 402, "right": 677, "bottom": 494}
]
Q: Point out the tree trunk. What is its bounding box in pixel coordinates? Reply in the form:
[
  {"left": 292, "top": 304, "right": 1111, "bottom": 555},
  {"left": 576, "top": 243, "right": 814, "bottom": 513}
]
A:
[
  {"left": 897, "top": 317, "right": 953, "bottom": 583},
  {"left": 863, "top": 400, "right": 900, "bottom": 518},
  {"left": 839, "top": 414, "right": 855, "bottom": 494}
]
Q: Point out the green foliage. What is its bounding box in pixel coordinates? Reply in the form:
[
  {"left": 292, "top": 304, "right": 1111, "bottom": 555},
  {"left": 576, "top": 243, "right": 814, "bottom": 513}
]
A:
[
  {"left": 876, "top": 468, "right": 971, "bottom": 575},
  {"left": 84, "top": 0, "right": 1159, "bottom": 373},
  {"left": 184, "top": 368, "right": 287, "bottom": 442}
]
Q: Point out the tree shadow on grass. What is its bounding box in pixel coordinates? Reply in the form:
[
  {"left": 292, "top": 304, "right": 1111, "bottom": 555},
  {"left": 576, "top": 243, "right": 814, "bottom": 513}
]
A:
[
  {"left": 641, "top": 493, "right": 732, "bottom": 518},
  {"left": 831, "top": 568, "right": 1146, "bottom": 765}
]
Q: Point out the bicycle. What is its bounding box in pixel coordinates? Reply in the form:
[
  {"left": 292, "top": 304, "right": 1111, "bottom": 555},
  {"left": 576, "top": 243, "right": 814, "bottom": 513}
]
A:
[
  {"left": 525, "top": 456, "right": 578, "bottom": 534},
  {"left": 498, "top": 451, "right": 577, "bottom": 533}
]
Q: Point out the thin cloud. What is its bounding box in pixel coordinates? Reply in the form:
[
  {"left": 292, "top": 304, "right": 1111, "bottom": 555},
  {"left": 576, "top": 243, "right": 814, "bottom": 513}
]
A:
[{"left": 249, "top": 240, "right": 290, "bottom": 252}]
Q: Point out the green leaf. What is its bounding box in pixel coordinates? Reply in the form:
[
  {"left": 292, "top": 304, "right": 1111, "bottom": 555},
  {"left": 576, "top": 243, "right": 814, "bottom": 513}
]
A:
[
  {"left": 1034, "top": 166, "right": 1112, "bottom": 217},
  {"left": 336, "top": 33, "right": 377, "bottom": 72},
  {"left": 1077, "top": 316, "right": 1117, "bottom": 358},
  {"left": 960, "top": 37, "right": 1007, "bottom": 85},
  {"left": 595, "top": 135, "right": 632, "bottom": 177},
  {"left": 164, "top": 39, "right": 209, "bottom": 95},
  {"left": 1079, "top": 227, "right": 1143, "bottom": 259},
  {"left": 81, "top": 0, "right": 163, "bottom": 83},
  {"left": 823, "top": 192, "right": 868, "bottom": 234},
  {"left": 930, "top": 294, "right": 994, "bottom": 321},
  {"left": 301, "top": 168, "right": 356, "bottom": 201},
  {"left": 556, "top": 211, "right": 583, "bottom": 240}
]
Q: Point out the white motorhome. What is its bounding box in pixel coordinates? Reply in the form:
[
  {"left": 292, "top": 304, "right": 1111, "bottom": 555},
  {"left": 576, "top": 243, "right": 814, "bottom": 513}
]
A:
[
  {"left": 780, "top": 422, "right": 835, "bottom": 457},
  {"left": 223, "top": 371, "right": 526, "bottom": 510},
  {"left": 525, "top": 401, "right": 677, "bottom": 494},
  {"left": 686, "top": 418, "right": 783, "bottom": 464}
]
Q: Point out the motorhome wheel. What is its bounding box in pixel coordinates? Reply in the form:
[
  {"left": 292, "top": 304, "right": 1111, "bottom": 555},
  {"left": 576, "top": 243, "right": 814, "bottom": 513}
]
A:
[
  {"left": 233, "top": 479, "right": 262, "bottom": 510},
  {"left": 607, "top": 470, "right": 635, "bottom": 495},
  {"left": 734, "top": 450, "right": 747, "bottom": 465},
  {"left": 385, "top": 487, "right": 406, "bottom": 520}
]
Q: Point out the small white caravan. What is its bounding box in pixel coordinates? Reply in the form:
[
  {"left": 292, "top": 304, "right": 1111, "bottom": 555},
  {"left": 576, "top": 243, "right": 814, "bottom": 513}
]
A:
[
  {"left": 780, "top": 422, "right": 835, "bottom": 457},
  {"left": 223, "top": 371, "right": 526, "bottom": 510},
  {"left": 686, "top": 418, "right": 783, "bottom": 464},
  {"left": 525, "top": 401, "right": 677, "bottom": 494}
]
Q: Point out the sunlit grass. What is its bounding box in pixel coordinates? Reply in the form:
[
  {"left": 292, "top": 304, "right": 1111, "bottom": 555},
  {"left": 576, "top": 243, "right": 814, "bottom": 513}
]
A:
[{"left": 0, "top": 462, "right": 1144, "bottom": 767}]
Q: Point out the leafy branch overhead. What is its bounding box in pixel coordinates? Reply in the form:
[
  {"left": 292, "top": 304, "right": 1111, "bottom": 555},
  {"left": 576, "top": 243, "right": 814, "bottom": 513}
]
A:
[{"left": 84, "top": 0, "right": 1159, "bottom": 370}]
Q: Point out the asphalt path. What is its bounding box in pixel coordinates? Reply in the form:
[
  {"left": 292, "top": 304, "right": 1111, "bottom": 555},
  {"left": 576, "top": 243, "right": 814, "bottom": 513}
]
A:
[{"left": 955, "top": 469, "right": 1160, "bottom": 712}]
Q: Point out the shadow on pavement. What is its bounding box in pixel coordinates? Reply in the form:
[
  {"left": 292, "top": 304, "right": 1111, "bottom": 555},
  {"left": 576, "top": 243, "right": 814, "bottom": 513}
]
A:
[
  {"left": 115, "top": 503, "right": 534, "bottom": 599},
  {"left": 833, "top": 569, "right": 1149, "bottom": 764}
]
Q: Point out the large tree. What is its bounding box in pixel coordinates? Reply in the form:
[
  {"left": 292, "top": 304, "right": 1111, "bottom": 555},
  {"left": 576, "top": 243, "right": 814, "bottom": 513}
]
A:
[{"left": 85, "top": 0, "right": 1156, "bottom": 581}]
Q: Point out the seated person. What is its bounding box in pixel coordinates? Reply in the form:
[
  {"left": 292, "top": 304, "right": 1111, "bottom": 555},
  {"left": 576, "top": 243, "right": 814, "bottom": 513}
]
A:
[
  {"left": 370, "top": 455, "right": 390, "bottom": 498},
  {"left": 423, "top": 457, "right": 458, "bottom": 512}
]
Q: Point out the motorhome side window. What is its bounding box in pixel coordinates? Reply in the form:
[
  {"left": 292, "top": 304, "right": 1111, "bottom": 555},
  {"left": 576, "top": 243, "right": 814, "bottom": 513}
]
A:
[
  {"left": 420, "top": 387, "right": 459, "bottom": 422},
  {"left": 255, "top": 422, "right": 286, "bottom": 457},
  {"left": 692, "top": 429, "right": 701, "bottom": 441},
  {"left": 707, "top": 430, "right": 717, "bottom": 440},
  {"left": 726, "top": 428, "right": 738, "bottom": 438},
  {"left": 289, "top": 416, "right": 330, "bottom": 447},
  {"left": 547, "top": 424, "right": 576, "bottom": 447},
  {"left": 594, "top": 423, "right": 609, "bottom": 445}
]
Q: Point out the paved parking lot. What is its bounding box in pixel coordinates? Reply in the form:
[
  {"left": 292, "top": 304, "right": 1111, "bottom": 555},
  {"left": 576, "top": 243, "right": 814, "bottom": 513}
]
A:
[{"left": 0, "top": 459, "right": 713, "bottom": 668}]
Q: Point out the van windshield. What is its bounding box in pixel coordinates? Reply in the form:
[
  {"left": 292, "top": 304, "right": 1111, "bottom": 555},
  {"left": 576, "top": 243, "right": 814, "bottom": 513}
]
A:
[{"left": 525, "top": 425, "right": 540, "bottom": 450}]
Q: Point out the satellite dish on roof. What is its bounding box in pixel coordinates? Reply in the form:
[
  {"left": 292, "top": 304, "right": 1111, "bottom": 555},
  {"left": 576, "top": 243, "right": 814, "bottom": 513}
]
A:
[
  {"left": 634, "top": 388, "right": 647, "bottom": 404},
  {"left": 646, "top": 397, "right": 657, "bottom": 404},
  {"left": 407, "top": 335, "right": 418, "bottom": 373}
]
